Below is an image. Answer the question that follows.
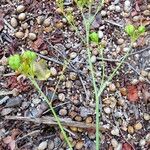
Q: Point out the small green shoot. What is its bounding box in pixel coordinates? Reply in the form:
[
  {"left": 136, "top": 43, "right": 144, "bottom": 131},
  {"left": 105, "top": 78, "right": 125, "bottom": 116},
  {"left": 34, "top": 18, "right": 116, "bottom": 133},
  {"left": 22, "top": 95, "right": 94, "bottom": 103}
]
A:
[
  {"left": 89, "top": 32, "right": 99, "bottom": 44},
  {"left": 125, "top": 24, "right": 146, "bottom": 42}
]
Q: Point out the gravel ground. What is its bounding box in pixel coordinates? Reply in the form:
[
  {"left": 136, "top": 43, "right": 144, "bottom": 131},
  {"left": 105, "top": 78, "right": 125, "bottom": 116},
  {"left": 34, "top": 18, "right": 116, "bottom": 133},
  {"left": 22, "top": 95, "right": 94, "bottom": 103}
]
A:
[{"left": 0, "top": 0, "right": 150, "bottom": 150}]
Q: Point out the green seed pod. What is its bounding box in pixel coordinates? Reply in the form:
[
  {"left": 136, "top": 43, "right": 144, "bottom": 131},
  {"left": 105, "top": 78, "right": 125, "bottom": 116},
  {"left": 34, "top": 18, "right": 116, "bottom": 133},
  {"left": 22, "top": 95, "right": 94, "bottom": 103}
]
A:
[
  {"left": 138, "top": 25, "right": 146, "bottom": 33},
  {"left": 22, "top": 50, "right": 37, "bottom": 62},
  {"left": 8, "top": 54, "right": 21, "bottom": 70},
  {"left": 125, "top": 24, "right": 135, "bottom": 36}
]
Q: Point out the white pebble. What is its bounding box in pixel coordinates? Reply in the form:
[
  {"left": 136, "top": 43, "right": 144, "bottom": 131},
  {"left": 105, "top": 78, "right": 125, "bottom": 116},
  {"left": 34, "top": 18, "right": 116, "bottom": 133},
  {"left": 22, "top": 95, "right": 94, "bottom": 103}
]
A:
[
  {"left": 131, "top": 79, "right": 139, "bottom": 85},
  {"left": 143, "top": 113, "right": 150, "bottom": 121},
  {"left": 28, "top": 33, "right": 37, "bottom": 41},
  {"left": 90, "top": 55, "right": 97, "bottom": 63},
  {"left": 115, "top": 6, "right": 121, "bottom": 12},
  {"left": 114, "top": 143, "right": 122, "bottom": 150},
  {"left": 111, "top": 127, "right": 119, "bottom": 136},
  {"left": 111, "top": 139, "right": 118, "bottom": 148},
  {"left": 10, "top": 18, "right": 18, "bottom": 28},
  {"left": 101, "top": 10, "right": 107, "bottom": 17},
  {"left": 104, "top": 107, "right": 111, "bottom": 114},
  {"left": 108, "top": 5, "right": 116, "bottom": 11},
  {"left": 50, "top": 67, "right": 57, "bottom": 76},
  {"left": 124, "top": 0, "right": 131, "bottom": 7},
  {"left": 43, "top": 18, "right": 51, "bottom": 27},
  {"left": 15, "top": 31, "right": 24, "bottom": 39},
  {"left": 38, "top": 141, "right": 48, "bottom": 150},
  {"left": 70, "top": 52, "right": 77, "bottom": 59},
  {"left": 98, "top": 30, "right": 104, "bottom": 39},
  {"left": 58, "top": 93, "right": 65, "bottom": 102},
  {"left": 16, "top": 5, "right": 25, "bottom": 13},
  {"left": 139, "top": 139, "right": 146, "bottom": 146},
  {"left": 18, "top": 13, "right": 26, "bottom": 21}
]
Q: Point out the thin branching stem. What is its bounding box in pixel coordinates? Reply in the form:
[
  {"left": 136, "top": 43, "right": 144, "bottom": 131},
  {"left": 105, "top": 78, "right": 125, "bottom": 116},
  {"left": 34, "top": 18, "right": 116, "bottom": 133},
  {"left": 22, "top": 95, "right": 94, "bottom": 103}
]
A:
[{"left": 29, "top": 77, "right": 73, "bottom": 150}]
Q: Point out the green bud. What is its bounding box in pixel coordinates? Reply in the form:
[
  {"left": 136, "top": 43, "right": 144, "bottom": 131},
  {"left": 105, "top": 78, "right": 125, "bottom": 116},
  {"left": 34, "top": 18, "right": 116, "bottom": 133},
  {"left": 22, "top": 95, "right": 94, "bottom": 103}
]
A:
[
  {"left": 89, "top": 32, "right": 99, "bottom": 43},
  {"left": 8, "top": 54, "right": 21, "bottom": 70},
  {"left": 22, "top": 50, "right": 37, "bottom": 62},
  {"left": 138, "top": 25, "right": 146, "bottom": 33},
  {"left": 125, "top": 24, "right": 135, "bottom": 36}
]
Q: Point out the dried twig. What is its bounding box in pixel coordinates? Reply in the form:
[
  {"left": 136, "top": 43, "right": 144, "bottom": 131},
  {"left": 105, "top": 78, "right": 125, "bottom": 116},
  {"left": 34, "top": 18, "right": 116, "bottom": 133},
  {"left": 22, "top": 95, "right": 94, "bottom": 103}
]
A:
[{"left": 5, "top": 115, "right": 96, "bottom": 129}]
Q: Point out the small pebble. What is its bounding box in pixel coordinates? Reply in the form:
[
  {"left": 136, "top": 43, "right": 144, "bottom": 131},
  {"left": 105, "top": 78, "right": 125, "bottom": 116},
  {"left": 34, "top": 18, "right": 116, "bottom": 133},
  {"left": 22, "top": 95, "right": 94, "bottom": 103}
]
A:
[
  {"left": 144, "top": 113, "right": 150, "bottom": 121},
  {"left": 111, "top": 127, "right": 119, "bottom": 136},
  {"left": 98, "top": 30, "right": 104, "bottom": 39},
  {"left": 50, "top": 67, "right": 57, "bottom": 76},
  {"left": 133, "top": 16, "right": 140, "bottom": 22},
  {"left": 141, "top": 70, "right": 148, "bottom": 77},
  {"left": 143, "top": 10, "right": 150, "bottom": 16},
  {"left": 139, "top": 76, "right": 145, "bottom": 82},
  {"left": 104, "top": 107, "right": 111, "bottom": 114},
  {"left": 109, "top": 83, "right": 116, "bottom": 92},
  {"left": 75, "top": 141, "right": 84, "bottom": 150},
  {"left": 32, "top": 98, "right": 41, "bottom": 105},
  {"left": 43, "top": 18, "right": 51, "bottom": 27},
  {"left": 70, "top": 52, "right": 77, "bottom": 59},
  {"left": 124, "top": 0, "right": 131, "bottom": 7},
  {"left": 18, "top": 13, "right": 26, "bottom": 21},
  {"left": 90, "top": 55, "right": 97, "bottom": 63},
  {"left": 101, "top": 10, "right": 107, "bottom": 17},
  {"left": 131, "top": 79, "right": 139, "bottom": 85},
  {"left": 36, "top": 16, "right": 44, "bottom": 25},
  {"left": 114, "top": 143, "right": 122, "bottom": 150},
  {"left": 16, "top": 5, "right": 25, "bottom": 13},
  {"left": 119, "top": 87, "right": 127, "bottom": 96},
  {"left": 128, "top": 126, "right": 134, "bottom": 134},
  {"left": 85, "top": 116, "right": 93, "bottom": 124},
  {"left": 108, "top": 5, "right": 116, "bottom": 11},
  {"left": 111, "top": 139, "right": 118, "bottom": 148},
  {"left": 38, "top": 141, "right": 48, "bottom": 150},
  {"left": 15, "top": 31, "right": 24, "bottom": 39},
  {"left": 58, "top": 93, "right": 65, "bottom": 102},
  {"left": 134, "top": 122, "right": 142, "bottom": 130},
  {"left": 10, "top": 18, "right": 18, "bottom": 28},
  {"left": 21, "top": 22, "right": 28, "bottom": 29},
  {"left": 123, "top": 47, "right": 130, "bottom": 52},
  {"left": 117, "top": 38, "right": 124, "bottom": 45},
  {"left": 69, "top": 72, "right": 77, "bottom": 80},
  {"left": 139, "top": 139, "right": 146, "bottom": 146},
  {"left": 59, "top": 108, "right": 67, "bottom": 116},
  {"left": 118, "top": 99, "right": 125, "bottom": 106},
  {"left": 1, "top": 108, "right": 13, "bottom": 116},
  {"left": 28, "top": 33, "right": 37, "bottom": 41},
  {"left": 48, "top": 140, "right": 55, "bottom": 150},
  {"left": 70, "top": 126, "right": 78, "bottom": 132},
  {"left": 115, "top": 6, "right": 121, "bottom": 12},
  {"left": 66, "top": 81, "right": 72, "bottom": 88}
]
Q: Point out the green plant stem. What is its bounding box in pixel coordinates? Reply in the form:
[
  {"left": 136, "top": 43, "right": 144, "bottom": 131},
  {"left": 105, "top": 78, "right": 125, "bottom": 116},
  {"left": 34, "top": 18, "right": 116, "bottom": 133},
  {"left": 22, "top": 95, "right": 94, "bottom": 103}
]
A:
[
  {"left": 89, "top": 0, "right": 105, "bottom": 25},
  {"left": 29, "top": 77, "right": 73, "bottom": 150},
  {"left": 97, "top": 45, "right": 132, "bottom": 97},
  {"left": 85, "top": 21, "right": 100, "bottom": 150},
  {"left": 99, "top": 46, "right": 105, "bottom": 88}
]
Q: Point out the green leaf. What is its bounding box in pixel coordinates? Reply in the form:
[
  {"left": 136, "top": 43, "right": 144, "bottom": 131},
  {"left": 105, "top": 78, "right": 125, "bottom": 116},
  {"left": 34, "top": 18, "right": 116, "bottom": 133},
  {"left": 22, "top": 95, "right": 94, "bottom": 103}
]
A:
[
  {"left": 22, "top": 50, "right": 37, "bottom": 62},
  {"left": 8, "top": 54, "right": 21, "bottom": 70},
  {"left": 89, "top": 32, "right": 99, "bottom": 43},
  {"left": 125, "top": 24, "right": 135, "bottom": 36},
  {"left": 33, "top": 59, "right": 51, "bottom": 80},
  {"left": 138, "top": 25, "right": 146, "bottom": 34}
]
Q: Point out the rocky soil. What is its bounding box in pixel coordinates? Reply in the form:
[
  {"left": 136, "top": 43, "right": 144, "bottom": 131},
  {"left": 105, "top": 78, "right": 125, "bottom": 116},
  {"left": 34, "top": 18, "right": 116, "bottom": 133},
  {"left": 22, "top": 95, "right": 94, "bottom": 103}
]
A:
[{"left": 0, "top": 0, "right": 150, "bottom": 150}]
